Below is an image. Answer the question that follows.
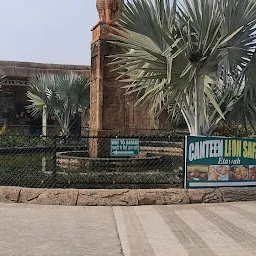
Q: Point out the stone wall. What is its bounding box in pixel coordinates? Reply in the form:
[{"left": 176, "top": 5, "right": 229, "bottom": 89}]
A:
[{"left": 0, "top": 187, "right": 255, "bottom": 206}]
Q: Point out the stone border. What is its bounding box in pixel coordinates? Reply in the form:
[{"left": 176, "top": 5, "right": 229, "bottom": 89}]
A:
[
  {"left": 57, "top": 151, "right": 164, "bottom": 168},
  {"left": 0, "top": 187, "right": 255, "bottom": 206}
]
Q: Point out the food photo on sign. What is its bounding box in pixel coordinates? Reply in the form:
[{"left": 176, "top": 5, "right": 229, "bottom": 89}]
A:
[
  {"left": 187, "top": 165, "right": 208, "bottom": 181},
  {"left": 208, "top": 165, "right": 230, "bottom": 181},
  {"left": 249, "top": 166, "right": 256, "bottom": 180},
  {"left": 230, "top": 165, "right": 248, "bottom": 180}
]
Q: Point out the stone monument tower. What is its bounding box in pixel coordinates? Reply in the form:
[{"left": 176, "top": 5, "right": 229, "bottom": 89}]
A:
[
  {"left": 96, "top": 0, "right": 123, "bottom": 24},
  {"left": 90, "top": 0, "right": 164, "bottom": 157},
  {"left": 89, "top": 0, "right": 126, "bottom": 158}
]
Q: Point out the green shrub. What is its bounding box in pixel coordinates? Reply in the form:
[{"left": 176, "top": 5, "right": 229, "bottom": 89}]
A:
[
  {"left": 213, "top": 123, "right": 252, "bottom": 138},
  {"left": 0, "top": 136, "right": 53, "bottom": 148}
]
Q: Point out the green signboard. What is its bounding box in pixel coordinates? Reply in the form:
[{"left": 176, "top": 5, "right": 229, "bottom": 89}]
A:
[
  {"left": 185, "top": 136, "right": 256, "bottom": 189},
  {"left": 111, "top": 139, "right": 140, "bottom": 157}
]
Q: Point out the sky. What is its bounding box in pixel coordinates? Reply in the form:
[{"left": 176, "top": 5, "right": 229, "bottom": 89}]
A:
[{"left": 0, "top": 0, "right": 98, "bottom": 66}]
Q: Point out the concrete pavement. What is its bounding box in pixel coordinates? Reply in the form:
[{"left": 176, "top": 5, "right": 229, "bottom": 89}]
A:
[
  {"left": 0, "top": 202, "right": 256, "bottom": 256},
  {"left": 0, "top": 204, "right": 122, "bottom": 256}
]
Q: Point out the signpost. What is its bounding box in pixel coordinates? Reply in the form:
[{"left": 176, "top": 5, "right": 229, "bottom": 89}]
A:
[
  {"left": 185, "top": 136, "right": 256, "bottom": 189},
  {"left": 111, "top": 139, "right": 140, "bottom": 157}
]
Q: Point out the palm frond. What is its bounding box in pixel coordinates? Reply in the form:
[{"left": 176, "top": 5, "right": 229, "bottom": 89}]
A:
[
  {"left": 27, "top": 72, "right": 90, "bottom": 135},
  {"left": 110, "top": 0, "right": 256, "bottom": 135}
]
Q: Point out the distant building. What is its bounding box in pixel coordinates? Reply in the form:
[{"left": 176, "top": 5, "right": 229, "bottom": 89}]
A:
[{"left": 0, "top": 60, "right": 90, "bottom": 135}]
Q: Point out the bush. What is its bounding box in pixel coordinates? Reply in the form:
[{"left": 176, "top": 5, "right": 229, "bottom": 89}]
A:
[
  {"left": 0, "top": 136, "right": 53, "bottom": 148},
  {"left": 213, "top": 123, "right": 252, "bottom": 138}
]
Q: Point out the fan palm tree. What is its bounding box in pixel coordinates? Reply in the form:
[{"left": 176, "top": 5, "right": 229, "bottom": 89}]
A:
[
  {"left": 27, "top": 72, "right": 90, "bottom": 136},
  {"left": 111, "top": 0, "right": 256, "bottom": 136},
  {"left": 0, "top": 69, "right": 4, "bottom": 84}
]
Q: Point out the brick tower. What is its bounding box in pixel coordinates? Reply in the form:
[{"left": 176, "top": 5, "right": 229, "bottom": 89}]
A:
[{"left": 89, "top": 0, "right": 163, "bottom": 158}]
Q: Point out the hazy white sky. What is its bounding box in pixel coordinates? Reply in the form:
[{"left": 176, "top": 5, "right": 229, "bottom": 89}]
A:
[{"left": 0, "top": 0, "right": 98, "bottom": 65}]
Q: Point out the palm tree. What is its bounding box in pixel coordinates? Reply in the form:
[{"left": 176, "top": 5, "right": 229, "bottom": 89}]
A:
[
  {"left": 111, "top": 0, "right": 256, "bottom": 136},
  {"left": 27, "top": 72, "right": 90, "bottom": 136},
  {"left": 0, "top": 69, "right": 4, "bottom": 83}
]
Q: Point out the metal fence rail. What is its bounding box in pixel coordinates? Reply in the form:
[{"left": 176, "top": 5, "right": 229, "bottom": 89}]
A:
[{"left": 0, "top": 133, "right": 185, "bottom": 189}]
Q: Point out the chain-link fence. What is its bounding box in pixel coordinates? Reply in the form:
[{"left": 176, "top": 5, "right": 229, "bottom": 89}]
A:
[{"left": 0, "top": 130, "right": 185, "bottom": 189}]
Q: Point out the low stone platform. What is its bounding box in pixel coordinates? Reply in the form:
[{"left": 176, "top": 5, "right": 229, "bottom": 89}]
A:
[{"left": 0, "top": 186, "right": 255, "bottom": 206}]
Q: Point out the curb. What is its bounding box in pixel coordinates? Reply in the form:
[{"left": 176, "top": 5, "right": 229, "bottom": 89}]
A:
[{"left": 0, "top": 186, "right": 255, "bottom": 206}]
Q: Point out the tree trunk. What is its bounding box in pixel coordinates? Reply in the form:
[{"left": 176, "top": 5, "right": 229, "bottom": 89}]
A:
[
  {"left": 81, "top": 108, "right": 88, "bottom": 136},
  {"left": 42, "top": 105, "right": 47, "bottom": 136},
  {"left": 194, "top": 78, "right": 201, "bottom": 136}
]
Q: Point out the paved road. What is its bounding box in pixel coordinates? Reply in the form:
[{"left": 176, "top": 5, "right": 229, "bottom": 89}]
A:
[{"left": 0, "top": 202, "right": 256, "bottom": 256}]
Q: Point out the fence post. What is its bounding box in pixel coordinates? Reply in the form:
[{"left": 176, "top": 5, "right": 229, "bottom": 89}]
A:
[
  {"left": 52, "top": 137, "right": 57, "bottom": 178},
  {"left": 183, "top": 136, "right": 186, "bottom": 188}
]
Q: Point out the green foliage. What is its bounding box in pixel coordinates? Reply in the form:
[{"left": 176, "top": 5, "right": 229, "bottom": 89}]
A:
[
  {"left": 0, "top": 153, "right": 183, "bottom": 189},
  {"left": 26, "top": 72, "right": 90, "bottom": 136},
  {"left": 0, "top": 122, "right": 8, "bottom": 135},
  {"left": 0, "top": 136, "right": 53, "bottom": 148},
  {"left": 213, "top": 123, "right": 249, "bottom": 138},
  {"left": 111, "top": 0, "right": 256, "bottom": 135}
]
